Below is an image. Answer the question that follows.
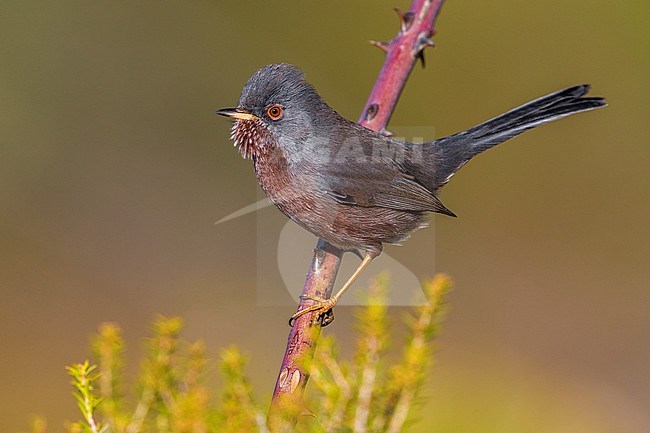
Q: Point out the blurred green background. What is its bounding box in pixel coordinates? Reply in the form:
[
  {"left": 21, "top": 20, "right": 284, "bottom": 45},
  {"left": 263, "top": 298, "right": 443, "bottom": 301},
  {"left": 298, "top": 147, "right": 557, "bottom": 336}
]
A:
[{"left": 1, "top": 0, "right": 648, "bottom": 431}]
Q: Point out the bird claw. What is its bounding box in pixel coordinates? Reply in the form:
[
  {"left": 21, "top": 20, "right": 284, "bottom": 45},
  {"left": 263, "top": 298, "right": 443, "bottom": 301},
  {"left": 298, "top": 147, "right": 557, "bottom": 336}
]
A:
[{"left": 289, "top": 296, "right": 337, "bottom": 327}]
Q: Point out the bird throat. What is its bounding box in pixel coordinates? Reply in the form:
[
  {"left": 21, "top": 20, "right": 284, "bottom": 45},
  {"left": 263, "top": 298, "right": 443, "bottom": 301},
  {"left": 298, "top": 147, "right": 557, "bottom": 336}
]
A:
[
  {"left": 230, "top": 119, "right": 271, "bottom": 159},
  {"left": 229, "top": 118, "right": 293, "bottom": 210}
]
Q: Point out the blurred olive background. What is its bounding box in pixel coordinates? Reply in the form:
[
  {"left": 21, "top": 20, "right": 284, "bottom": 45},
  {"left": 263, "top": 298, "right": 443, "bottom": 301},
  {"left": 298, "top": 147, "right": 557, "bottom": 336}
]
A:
[{"left": 1, "top": 1, "right": 648, "bottom": 431}]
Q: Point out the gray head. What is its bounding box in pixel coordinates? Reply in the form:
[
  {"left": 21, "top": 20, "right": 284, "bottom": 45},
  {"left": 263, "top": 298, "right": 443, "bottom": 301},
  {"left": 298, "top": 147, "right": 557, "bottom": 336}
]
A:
[
  {"left": 217, "top": 64, "right": 338, "bottom": 159},
  {"left": 239, "top": 64, "right": 323, "bottom": 115}
]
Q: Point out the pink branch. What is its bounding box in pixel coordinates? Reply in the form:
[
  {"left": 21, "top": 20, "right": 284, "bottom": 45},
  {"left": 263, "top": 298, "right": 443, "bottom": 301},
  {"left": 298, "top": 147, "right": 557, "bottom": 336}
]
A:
[
  {"left": 360, "top": 0, "right": 444, "bottom": 131},
  {"left": 267, "top": 1, "right": 445, "bottom": 430}
]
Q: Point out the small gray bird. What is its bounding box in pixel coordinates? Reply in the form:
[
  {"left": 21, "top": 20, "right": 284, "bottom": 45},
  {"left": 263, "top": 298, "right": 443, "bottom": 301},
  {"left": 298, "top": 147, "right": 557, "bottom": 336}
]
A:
[{"left": 217, "top": 63, "right": 606, "bottom": 321}]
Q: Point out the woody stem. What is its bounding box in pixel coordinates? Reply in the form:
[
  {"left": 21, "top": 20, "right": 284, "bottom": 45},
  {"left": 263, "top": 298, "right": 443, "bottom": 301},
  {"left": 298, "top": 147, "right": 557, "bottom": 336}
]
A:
[{"left": 267, "top": 1, "right": 445, "bottom": 430}]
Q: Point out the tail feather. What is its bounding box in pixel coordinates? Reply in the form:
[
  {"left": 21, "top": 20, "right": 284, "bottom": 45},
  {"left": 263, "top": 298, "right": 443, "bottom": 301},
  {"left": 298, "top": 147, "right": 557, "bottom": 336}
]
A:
[
  {"left": 469, "top": 85, "right": 592, "bottom": 138},
  {"left": 432, "top": 85, "right": 607, "bottom": 188}
]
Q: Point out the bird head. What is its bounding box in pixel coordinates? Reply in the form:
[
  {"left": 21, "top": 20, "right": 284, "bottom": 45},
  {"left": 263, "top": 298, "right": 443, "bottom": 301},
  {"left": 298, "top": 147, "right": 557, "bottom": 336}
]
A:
[{"left": 217, "top": 64, "right": 330, "bottom": 159}]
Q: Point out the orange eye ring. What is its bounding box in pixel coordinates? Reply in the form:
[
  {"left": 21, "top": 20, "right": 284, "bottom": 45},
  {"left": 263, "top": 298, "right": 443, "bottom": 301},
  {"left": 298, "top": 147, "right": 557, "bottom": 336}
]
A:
[{"left": 266, "top": 104, "right": 283, "bottom": 120}]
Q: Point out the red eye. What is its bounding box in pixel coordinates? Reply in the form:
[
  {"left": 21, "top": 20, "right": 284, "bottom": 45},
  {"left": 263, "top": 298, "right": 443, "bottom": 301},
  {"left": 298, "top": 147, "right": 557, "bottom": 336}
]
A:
[{"left": 267, "top": 104, "right": 283, "bottom": 120}]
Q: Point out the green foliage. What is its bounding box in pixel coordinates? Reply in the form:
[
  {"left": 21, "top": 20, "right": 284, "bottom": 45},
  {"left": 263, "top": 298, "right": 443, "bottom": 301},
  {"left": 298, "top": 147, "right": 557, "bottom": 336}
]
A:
[
  {"left": 303, "top": 274, "right": 451, "bottom": 433},
  {"left": 66, "top": 361, "right": 108, "bottom": 433},
  {"left": 31, "top": 275, "right": 451, "bottom": 433},
  {"left": 215, "top": 346, "right": 265, "bottom": 432}
]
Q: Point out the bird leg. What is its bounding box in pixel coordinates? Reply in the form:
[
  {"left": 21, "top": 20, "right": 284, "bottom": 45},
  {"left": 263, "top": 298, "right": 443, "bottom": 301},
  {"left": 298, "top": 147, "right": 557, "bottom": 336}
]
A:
[{"left": 290, "top": 253, "right": 375, "bottom": 325}]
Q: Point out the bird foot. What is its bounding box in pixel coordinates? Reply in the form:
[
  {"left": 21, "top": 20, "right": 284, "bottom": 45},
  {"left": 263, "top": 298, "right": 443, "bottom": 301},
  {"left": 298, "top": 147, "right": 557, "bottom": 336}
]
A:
[{"left": 289, "top": 296, "right": 337, "bottom": 327}]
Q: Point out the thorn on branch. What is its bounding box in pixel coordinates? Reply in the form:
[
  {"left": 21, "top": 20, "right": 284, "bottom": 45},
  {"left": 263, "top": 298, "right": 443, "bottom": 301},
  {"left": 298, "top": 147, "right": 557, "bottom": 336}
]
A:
[
  {"left": 365, "top": 103, "right": 379, "bottom": 122},
  {"left": 415, "top": 33, "right": 436, "bottom": 68},
  {"left": 369, "top": 40, "right": 390, "bottom": 54},
  {"left": 394, "top": 8, "right": 415, "bottom": 33},
  {"left": 415, "top": 33, "right": 436, "bottom": 53}
]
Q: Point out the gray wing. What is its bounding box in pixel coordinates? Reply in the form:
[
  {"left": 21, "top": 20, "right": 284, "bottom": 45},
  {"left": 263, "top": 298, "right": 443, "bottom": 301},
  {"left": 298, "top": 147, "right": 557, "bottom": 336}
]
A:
[{"left": 320, "top": 164, "right": 456, "bottom": 217}]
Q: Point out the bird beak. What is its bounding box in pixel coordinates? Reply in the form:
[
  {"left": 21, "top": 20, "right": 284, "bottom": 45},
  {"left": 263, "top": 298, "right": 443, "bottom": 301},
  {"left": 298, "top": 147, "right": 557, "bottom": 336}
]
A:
[{"left": 216, "top": 107, "right": 258, "bottom": 121}]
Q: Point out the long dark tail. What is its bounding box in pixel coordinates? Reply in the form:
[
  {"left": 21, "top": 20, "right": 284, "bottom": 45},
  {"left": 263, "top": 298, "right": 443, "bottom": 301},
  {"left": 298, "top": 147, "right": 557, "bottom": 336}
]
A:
[{"left": 432, "top": 84, "right": 606, "bottom": 188}]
